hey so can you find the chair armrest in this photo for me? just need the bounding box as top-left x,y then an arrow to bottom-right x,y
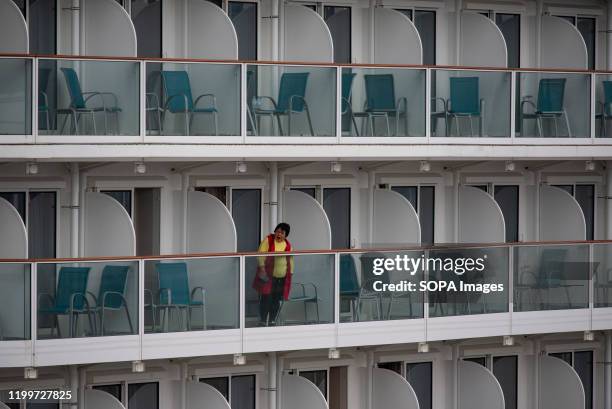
144,289 -> 156,307
289,95 -> 308,112
158,288 -> 172,305
164,93 -> 190,112
190,287 -> 206,304
194,94 -> 217,109
252,96 -> 278,111
95,92 -> 120,108
146,93 -> 161,110
86,291 -> 99,307
302,282 -> 318,299
290,282 -> 306,299
520,99 -> 536,114
341,97 -> 353,114
431,97 -> 447,113
396,97 -> 408,113
82,92 -> 107,110
37,292 -> 55,308
101,291 -> 128,309
70,292 -> 91,312
39,91 -> 49,107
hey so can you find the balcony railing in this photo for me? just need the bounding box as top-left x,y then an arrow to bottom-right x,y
0,240 -> 611,367
2,54 -> 612,144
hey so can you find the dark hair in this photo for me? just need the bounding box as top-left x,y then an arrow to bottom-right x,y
274,222 -> 290,237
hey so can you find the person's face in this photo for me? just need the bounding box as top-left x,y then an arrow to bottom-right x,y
274,228 -> 286,242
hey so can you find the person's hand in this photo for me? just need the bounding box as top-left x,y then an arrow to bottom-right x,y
257,266 -> 268,281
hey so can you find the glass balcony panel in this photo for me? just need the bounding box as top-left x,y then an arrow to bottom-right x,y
431,70 -> 511,137
513,244 -> 589,311
592,243 -> 612,307
144,257 -> 239,333
247,64 -> 336,137
0,263 -> 31,340
39,59 -> 140,136
0,58 -> 32,136
341,67 -> 425,137
37,260 -> 138,339
145,62 -> 241,136
245,253 -> 334,327
517,72 -> 590,138
339,251 -> 425,323
428,246 -> 509,317
594,74 -> 612,138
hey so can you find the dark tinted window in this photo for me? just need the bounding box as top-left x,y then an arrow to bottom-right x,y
300,370 -> 327,399
232,189 -> 262,251
128,383 -> 158,409
493,356 -> 517,409
494,185 -> 519,242
131,0 -> 162,58
575,185 -> 595,240
0,192 -> 26,223
230,2 -> 258,60
577,17 -> 596,69
231,375 -> 256,409
93,384 -> 122,402
496,14 -> 520,68
200,377 -> 229,400
406,362 -> 432,409
378,361 -> 402,375
324,6 -> 351,63
323,188 -> 351,249
102,190 -> 132,217
574,351 -> 593,409
414,10 -> 436,65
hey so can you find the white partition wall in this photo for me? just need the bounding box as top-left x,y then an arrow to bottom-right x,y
373,8 -> 423,64
284,4 -> 333,62
0,0 -> 28,53
183,381 -> 231,409
459,360 -> 505,409
541,16 -> 588,69
281,375 -> 329,409
187,191 -> 237,253
0,197 -> 27,258
81,0 -> 136,57
458,186 -> 505,243
186,0 -> 238,59
372,367 -> 420,409
84,192 -> 136,257
460,12 -> 508,67
373,189 -> 421,246
539,355 -> 585,409
539,185 -> 586,241
85,389 -> 126,409
282,190 -> 332,250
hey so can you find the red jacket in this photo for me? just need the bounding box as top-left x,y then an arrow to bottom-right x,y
252,234 -> 292,300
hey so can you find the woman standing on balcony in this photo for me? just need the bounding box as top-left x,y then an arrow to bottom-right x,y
253,223 -> 294,326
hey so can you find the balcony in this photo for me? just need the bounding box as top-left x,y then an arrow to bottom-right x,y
2,55 -> 612,146
1,240 -> 610,367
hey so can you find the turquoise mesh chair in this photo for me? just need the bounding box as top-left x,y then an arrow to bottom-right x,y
58,67 -> 121,135
363,74 -> 407,136
341,72 -> 359,135
596,80 -> 612,137
252,72 -> 314,136
38,267 -> 93,338
155,262 -> 206,331
520,78 -> 571,137
160,70 -> 218,136
447,77 -> 484,137
88,265 -> 134,336
38,67 -> 52,131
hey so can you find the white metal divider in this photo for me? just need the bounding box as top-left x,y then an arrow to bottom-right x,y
424,248 -> 430,342
140,61 -> 146,143
333,252 -> 340,348
239,255 -> 245,355
590,73 -> 596,139
138,258 -> 145,362
31,262 -> 37,367
508,245 -> 514,335
425,68 -> 431,141
241,63 -> 247,142
510,71 -> 516,139
589,243 -> 594,332
32,57 -> 38,144
335,66 -> 342,142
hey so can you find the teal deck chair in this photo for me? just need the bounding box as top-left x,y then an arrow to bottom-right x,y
252,72 -> 314,136
596,81 -> 612,137
38,67 -> 52,131
447,77 -> 484,137
520,78 -> 571,137
160,70 -> 218,136
363,74 -> 408,136
58,67 -> 121,135
341,72 -> 359,135
38,266 -> 93,338
339,254 -> 360,321
89,265 -> 134,336
155,262 -> 206,331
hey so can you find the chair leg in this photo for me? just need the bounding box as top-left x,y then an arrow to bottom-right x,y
305,106 -> 315,136
563,110 -> 572,137
91,112 -> 97,135
276,114 -> 284,136
469,115 -> 475,137
384,114 -> 390,137
213,112 -> 218,136
536,117 -> 544,137
553,117 -> 559,137
248,108 -> 258,136
351,114 -> 359,137
185,112 -> 190,136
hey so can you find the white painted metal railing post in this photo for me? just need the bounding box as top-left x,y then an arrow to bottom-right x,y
334,252 -> 340,349
508,245 -> 514,335
425,68 -> 431,141
139,60 -> 146,143
138,258 -> 145,362
241,63 -> 247,142
335,66 -> 342,143
31,262 -> 37,368
589,243 -> 594,332
239,255 -> 245,355
591,73 -> 596,139
510,71 -> 517,139
32,57 -> 38,144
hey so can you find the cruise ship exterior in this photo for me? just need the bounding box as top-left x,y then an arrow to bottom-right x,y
0,0 -> 611,409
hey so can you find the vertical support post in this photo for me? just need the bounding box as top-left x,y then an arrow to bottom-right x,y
589,243 -> 594,332
180,362 -> 188,409
31,262 -> 37,368
78,366 -> 86,409
138,259 -> 145,361
368,171 -> 375,244
182,172 -> 189,253
452,343 -> 459,409
454,172 -> 459,243
241,63 -> 248,142
140,61 -> 146,143
534,338 -> 541,409
510,71 -> 517,139
591,73 -> 596,139
604,330 -> 612,409
366,350 -> 374,409
69,366 -> 79,409
239,256 -> 245,354
536,0 -> 543,68
71,163 -> 80,258
270,162 -> 278,229
333,253 -> 340,347
508,245 -> 514,334
425,68 -> 431,140
455,0 -> 462,65
269,352 -> 277,409
73,0 -> 80,55
32,58 -> 38,144
335,66 -> 342,142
